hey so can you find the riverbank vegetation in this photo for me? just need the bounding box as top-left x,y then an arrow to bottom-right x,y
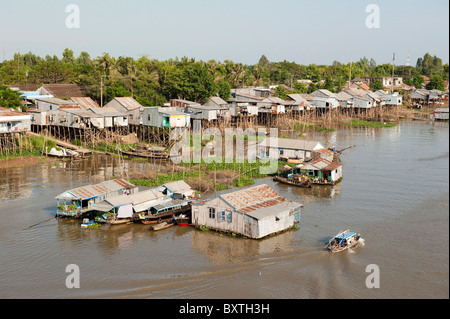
1,50 -> 447,110
128,158 -> 294,191
342,120 -> 397,128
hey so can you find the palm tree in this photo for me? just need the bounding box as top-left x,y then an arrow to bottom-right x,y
230,63 -> 245,88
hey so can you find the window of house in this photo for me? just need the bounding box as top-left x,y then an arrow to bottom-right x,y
217,211 -> 225,222
226,212 -> 232,223
209,207 -> 215,219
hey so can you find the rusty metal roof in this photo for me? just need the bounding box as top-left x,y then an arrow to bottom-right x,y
69,97 -> 100,110
299,157 -> 342,171
220,184 -> 286,213
56,179 -> 136,200
0,109 -> 31,118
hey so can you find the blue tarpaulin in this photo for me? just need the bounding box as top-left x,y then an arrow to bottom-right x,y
335,232 -> 356,240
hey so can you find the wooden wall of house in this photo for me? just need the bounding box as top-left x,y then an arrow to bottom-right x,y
257,210 -> 296,238
191,197 -> 259,238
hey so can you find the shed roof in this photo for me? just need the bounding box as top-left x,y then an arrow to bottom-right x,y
39,84 -> 88,98
0,108 -> 31,120
220,184 -> 301,219
296,157 -> 342,171
69,97 -> 100,110
105,188 -> 166,207
111,97 -> 143,110
162,180 -> 194,194
35,97 -> 77,105
207,96 -> 228,106
55,179 -> 136,200
90,106 -> 128,117
287,94 -> 312,106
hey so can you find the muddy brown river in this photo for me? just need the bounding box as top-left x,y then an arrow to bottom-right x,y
0,120 -> 448,299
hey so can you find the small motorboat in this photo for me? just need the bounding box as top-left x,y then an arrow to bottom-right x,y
174,214 -> 190,226
326,230 -> 361,252
81,218 -> 95,228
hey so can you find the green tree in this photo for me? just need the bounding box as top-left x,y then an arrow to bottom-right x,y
218,81 -> 231,101
369,80 -> 384,91
258,54 -> 270,67
292,81 -> 308,93
412,75 -> 424,88
274,85 -> 288,100
0,85 -> 24,110
106,81 -> 132,100
425,75 -> 445,91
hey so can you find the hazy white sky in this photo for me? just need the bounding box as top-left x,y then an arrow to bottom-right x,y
0,0 -> 448,65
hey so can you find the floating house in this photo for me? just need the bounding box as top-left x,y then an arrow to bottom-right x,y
258,137 -> 325,162
0,107 -> 31,133
55,179 -> 137,217
90,187 -> 168,216
191,184 -> 303,239
294,157 -> 343,185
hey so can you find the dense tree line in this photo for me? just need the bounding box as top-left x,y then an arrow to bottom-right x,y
0,49 -> 448,107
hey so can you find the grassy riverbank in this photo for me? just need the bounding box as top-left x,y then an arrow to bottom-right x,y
342,119 -> 397,128
129,158 -> 293,192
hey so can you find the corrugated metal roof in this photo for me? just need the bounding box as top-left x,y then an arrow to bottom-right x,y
56,179 -> 136,200
90,106 -> 127,117
163,180 -> 193,194
35,97 -> 76,105
70,97 -> 100,110
245,200 -> 301,220
0,109 -> 31,118
113,97 -> 143,110
221,184 -> 284,212
296,157 -> 342,171
106,188 -> 166,207
59,108 -> 103,118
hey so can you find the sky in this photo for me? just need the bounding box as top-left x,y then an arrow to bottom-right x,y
0,0 -> 448,66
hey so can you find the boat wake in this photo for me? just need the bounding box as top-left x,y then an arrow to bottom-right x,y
347,238 -> 365,253
359,238 -> 365,246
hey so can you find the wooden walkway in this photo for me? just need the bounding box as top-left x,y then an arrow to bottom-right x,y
26,131 -> 93,156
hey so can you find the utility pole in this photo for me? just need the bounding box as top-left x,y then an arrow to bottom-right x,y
100,75 -> 107,107
348,58 -> 352,89
391,53 -> 395,94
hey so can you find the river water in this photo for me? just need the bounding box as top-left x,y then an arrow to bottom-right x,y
0,120 -> 448,299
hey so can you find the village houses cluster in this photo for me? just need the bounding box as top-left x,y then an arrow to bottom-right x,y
1,76 -> 449,134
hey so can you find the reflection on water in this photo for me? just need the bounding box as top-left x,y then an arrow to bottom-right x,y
0,120 -> 448,298
191,229 -> 297,265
